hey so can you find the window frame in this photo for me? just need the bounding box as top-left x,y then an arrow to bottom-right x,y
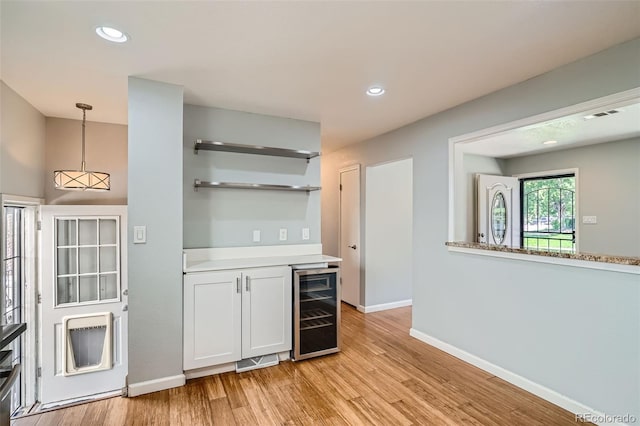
513,168 -> 580,253
54,215 -> 121,308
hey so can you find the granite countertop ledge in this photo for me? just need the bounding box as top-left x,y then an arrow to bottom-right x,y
445,241 -> 640,267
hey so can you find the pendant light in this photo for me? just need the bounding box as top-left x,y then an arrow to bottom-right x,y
54,103 -> 110,191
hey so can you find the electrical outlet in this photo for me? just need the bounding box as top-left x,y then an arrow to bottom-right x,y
253,230 -> 261,242
582,216 -> 597,224
302,228 -> 310,240
279,228 -> 288,241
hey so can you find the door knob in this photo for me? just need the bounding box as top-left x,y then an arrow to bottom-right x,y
348,244 -> 357,250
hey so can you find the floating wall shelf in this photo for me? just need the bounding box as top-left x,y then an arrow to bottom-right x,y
194,139 -> 320,162
194,180 -> 321,193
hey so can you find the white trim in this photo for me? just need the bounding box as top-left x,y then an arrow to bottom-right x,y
184,364 -> 235,380
37,389 -> 122,412
447,245 -> 639,275
338,164 -> 361,307
513,168 -> 580,253
512,168 -> 578,180
1,194 -> 44,206
448,88 -> 640,243
1,196 -> 42,408
127,374 -> 186,397
338,164 -> 361,174
409,328 -> 629,426
359,299 -> 412,313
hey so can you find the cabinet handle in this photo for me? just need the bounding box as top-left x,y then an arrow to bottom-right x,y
245,276 -> 250,292
236,277 -> 241,293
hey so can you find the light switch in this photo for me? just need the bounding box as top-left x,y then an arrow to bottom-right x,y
582,216 -> 597,224
133,226 -> 146,244
279,228 -> 288,241
302,228 -> 310,240
253,230 -> 261,242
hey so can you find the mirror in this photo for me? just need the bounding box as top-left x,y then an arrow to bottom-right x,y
450,88 -> 640,258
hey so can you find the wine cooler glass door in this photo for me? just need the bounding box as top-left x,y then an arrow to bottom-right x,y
294,267 -> 340,360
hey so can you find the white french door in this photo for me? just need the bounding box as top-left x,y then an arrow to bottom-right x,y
39,205 -> 127,406
476,174 -> 520,247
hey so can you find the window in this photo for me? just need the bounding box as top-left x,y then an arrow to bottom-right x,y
521,174 -> 575,253
55,217 -> 120,306
3,206 -> 24,413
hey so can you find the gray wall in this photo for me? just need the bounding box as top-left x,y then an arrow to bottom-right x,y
321,38 -> 640,419
0,80 -> 45,198
128,77 -> 184,384
504,138 -> 640,257
365,158 -> 413,307
183,104 -> 321,248
45,117 -> 127,205
461,153 -> 505,242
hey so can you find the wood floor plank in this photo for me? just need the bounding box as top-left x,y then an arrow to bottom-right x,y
102,397 -> 129,426
127,391 -> 170,426
202,374 -> 227,400
219,372 -> 249,409
169,379 -> 213,426
13,303 -> 589,426
10,415 -> 39,426
208,397 -> 237,425
79,398 -> 111,425
58,403 -> 88,426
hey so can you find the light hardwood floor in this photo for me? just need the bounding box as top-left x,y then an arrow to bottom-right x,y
13,304 -> 585,425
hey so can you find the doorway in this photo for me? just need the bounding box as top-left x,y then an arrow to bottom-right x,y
364,158 -> 413,312
339,165 -> 360,307
38,205 -> 128,408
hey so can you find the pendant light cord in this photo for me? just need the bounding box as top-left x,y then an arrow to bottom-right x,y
81,107 -> 86,172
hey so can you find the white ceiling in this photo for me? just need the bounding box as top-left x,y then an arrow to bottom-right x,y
462,100 -> 640,158
1,1 -> 639,152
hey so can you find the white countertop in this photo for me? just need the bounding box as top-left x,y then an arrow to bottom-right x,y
184,254 -> 341,273
183,244 -> 341,273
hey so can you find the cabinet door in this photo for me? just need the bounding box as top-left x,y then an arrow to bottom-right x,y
242,266 -> 292,358
184,270 -> 242,370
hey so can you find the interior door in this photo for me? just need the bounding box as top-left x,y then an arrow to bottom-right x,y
39,205 -> 127,407
339,166 -> 361,307
476,174 -> 520,247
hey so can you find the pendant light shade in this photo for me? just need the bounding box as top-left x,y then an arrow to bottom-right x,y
54,103 -> 110,191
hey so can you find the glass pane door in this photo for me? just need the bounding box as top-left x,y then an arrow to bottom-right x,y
295,268 -> 340,359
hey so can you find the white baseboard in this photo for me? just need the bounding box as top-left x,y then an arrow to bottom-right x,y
185,363 -> 235,380
409,328 -> 630,426
128,374 -> 186,397
185,351 -> 290,380
359,299 -> 412,313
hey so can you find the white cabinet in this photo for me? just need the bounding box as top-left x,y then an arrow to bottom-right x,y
183,266 -> 292,371
183,270 -> 242,370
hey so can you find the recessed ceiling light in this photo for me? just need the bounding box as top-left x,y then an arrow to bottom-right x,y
366,86 -> 385,97
95,26 -> 128,43
543,140 -> 558,145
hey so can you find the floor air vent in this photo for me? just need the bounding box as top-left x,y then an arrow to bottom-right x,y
235,354 -> 279,373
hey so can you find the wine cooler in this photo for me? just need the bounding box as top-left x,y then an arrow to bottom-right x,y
292,266 -> 340,360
